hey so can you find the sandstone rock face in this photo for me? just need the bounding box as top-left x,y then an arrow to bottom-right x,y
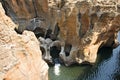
1,0 -> 48,19
1,0 -> 120,66
0,3 -> 48,80
47,0 -> 120,66
0,0 -> 49,33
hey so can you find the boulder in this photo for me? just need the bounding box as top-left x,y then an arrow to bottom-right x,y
0,3 -> 48,80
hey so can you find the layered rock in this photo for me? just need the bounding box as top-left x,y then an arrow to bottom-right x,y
1,0 -> 48,19
48,0 -> 120,66
1,0 -> 120,66
0,3 -> 48,80
0,0 -> 49,33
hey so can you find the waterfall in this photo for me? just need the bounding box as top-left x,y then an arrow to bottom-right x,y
54,63 -> 61,76
53,58 -> 61,76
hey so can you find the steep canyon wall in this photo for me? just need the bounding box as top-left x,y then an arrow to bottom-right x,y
1,0 -> 120,66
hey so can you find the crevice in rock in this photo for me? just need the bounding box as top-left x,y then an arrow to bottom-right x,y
45,26 -> 59,41
78,12 -> 81,22
16,0 -> 20,6
32,0 -> 38,17
53,23 -> 60,39
79,25 -> 83,38
50,46 -> 61,59
40,46 -> 46,55
45,29 -> 52,39
55,0 -> 65,9
14,27 -> 23,34
90,13 -> 98,30
3,78 -> 6,80
64,43 -> 72,56
77,12 -> 82,38
33,27 -> 46,38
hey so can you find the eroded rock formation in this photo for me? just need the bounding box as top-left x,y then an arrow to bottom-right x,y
1,0 -> 120,66
0,0 -> 49,33
55,0 -> 120,66
0,3 -> 48,80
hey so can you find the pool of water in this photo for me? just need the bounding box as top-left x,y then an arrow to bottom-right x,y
49,32 -> 120,80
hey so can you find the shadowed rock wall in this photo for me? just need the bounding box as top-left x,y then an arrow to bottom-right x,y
1,0 -> 120,66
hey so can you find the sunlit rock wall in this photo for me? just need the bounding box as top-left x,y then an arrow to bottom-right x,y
0,3 -> 48,80
47,0 -> 120,65
0,0 -> 120,66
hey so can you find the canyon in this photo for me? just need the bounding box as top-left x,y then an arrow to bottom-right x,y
0,2 -> 48,80
0,0 -> 120,80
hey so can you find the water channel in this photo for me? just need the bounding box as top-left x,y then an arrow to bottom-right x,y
49,32 -> 120,80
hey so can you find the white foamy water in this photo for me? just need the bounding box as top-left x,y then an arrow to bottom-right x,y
54,64 -> 61,76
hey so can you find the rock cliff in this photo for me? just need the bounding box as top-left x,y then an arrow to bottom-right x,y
1,0 -> 120,66
0,3 -> 48,80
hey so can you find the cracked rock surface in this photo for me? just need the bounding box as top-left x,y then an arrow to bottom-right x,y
0,3 -> 48,80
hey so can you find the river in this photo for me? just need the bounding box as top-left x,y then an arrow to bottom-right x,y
49,32 -> 120,80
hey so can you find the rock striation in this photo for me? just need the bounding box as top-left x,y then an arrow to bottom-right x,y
50,0 -> 120,66
0,0 -> 49,33
0,3 -> 48,80
0,0 -> 120,66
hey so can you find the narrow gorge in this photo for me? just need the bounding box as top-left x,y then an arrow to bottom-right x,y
0,0 -> 120,80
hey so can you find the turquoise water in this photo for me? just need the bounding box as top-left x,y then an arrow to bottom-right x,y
49,64 -> 91,80
49,32 -> 120,80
